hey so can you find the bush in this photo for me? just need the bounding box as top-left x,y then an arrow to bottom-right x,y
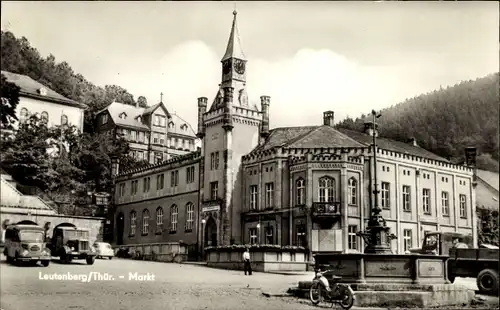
204,244 -> 306,252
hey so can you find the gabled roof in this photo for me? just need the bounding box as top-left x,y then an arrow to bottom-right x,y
143,102 -> 171,118
337,128 -> 449,162
221,11 -> 246,62
251,125 -> 450,162
1,71 -> 87,109
99,101 -> 150,130
167,113 -> 197,138
477,169 -> 499,192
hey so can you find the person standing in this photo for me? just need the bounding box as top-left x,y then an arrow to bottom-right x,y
243,247 -> 252,275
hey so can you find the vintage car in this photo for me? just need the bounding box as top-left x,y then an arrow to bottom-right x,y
94,242 -> 114,259
47,223 -> 96,265
3,220 -> 51,266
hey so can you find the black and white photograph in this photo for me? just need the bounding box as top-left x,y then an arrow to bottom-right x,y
0,1 -> 498,310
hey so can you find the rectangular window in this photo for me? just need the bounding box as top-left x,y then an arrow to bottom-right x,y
154,152 -> 163,164
119,183 -> 126,197
131,180 -> 138,195
381,182 -> 390,209
143,177 -> 150,192
249,228 -> 257,245
402,185 -> 411,212
101,114 -> 108,124
403,229 -> 412,252
265,182 -> 274,208
210,152 -> 220,170
138,131 -> 144,143
170,170 -> 179,187
154,114 -> 166,127
296,179 -> 305,205
441,191 -> 449,216
422,188 -> 431,214
210,181 -> 219,200
250,185 -> 258,210
296,224 -> 306,247
265,226 -> 274,244
186,166 -> 195,184
153,133 -> 159,144
186,204 -> 194,231
156,174 -> 164,190
171,207 -> 178,233
348,225 -> 357,250
160,135 -> 164,145
459,194 -> 467,218
131,130 -> 137,142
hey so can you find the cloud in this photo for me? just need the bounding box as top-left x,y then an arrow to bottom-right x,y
132,40 -> 488,131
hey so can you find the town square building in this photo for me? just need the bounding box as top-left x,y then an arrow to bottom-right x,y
1,70 -> 88,132
95,101 -> 198,164
112,11 -> 477,259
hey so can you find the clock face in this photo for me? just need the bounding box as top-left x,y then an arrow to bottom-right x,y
234,59 -> 246,75
222,60 -> 232,75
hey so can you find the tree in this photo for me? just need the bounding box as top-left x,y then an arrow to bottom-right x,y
0,74 -> 20,130
477,208 -> 499,246
137,96 -> 148,108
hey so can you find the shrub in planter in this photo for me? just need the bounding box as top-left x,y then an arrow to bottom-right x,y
204,244 -> 306,252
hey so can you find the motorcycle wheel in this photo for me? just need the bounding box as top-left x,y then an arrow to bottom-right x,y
309,281 -> 323,305
339,286 -> 354,310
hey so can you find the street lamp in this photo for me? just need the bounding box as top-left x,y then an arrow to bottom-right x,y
357,110 -> 397,254
201,219 -> 206,261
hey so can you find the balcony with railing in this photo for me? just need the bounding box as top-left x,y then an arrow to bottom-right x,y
311,201 -> 341,219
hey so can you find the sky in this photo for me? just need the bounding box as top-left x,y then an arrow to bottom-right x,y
2,1 -> 498,129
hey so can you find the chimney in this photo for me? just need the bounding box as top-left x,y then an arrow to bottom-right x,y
260,96 -> 271,144
196,97 -> 207,138
363,122 -> 378,137
407,137 -> 418,147
323,111 -> 334,126
222,87 -> 234,130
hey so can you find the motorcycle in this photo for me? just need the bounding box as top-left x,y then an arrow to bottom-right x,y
309,269 -> 355,309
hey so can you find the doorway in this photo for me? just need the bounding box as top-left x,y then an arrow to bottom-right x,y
116,213 -> 124,245
204,217 -> 217,247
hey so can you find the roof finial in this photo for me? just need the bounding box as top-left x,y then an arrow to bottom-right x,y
160,92 -> 163,103
233,2 -> 237,15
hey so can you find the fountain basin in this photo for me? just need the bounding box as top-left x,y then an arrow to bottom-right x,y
291,252 -> 475,307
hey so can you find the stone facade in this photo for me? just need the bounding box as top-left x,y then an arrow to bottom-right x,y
112,11 -> 477,261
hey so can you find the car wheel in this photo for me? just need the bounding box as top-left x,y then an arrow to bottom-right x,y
86,256 -> 95,265
41,260 -> 50,267
477,269 -> 499,295
109,257 -> 112,260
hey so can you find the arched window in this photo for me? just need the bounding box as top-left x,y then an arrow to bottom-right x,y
318,176 -> 335,203
348,178 -> 357,205
170,205 -> 178,232
130,211 -> 137,236
185,203 -> 194,231
156,207 -> 163,233
41,111 -> 49,124
296,178 -> 305,205
142,209 -> 150,235
20,108 -> 28,123
61,114 -> 68,125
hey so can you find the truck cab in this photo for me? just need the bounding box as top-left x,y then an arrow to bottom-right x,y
48,223 -> 96,265
3,221 -> 51,266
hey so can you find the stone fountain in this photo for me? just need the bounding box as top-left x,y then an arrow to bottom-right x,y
292,111 -> 474,308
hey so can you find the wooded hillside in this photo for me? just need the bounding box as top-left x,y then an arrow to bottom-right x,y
336,73 -> 499,172
1,30 -> 148,133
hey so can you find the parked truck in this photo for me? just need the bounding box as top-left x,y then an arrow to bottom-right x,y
3,220 -> 51,266
47,223 -> 96,265
410,231 -> 499,295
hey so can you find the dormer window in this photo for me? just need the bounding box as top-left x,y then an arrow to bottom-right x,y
136,116 -> 142,123
168,121 -> 175,129
61,114 -> 68,125
180,124 -> 188,131
38,87 -> 47,96
119,112 -> 127,119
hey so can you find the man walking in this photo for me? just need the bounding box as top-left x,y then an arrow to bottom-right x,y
243,247 -> 252,275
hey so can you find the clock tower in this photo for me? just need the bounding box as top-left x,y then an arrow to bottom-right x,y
199,10 -> 266,247
220,10 -> 248,107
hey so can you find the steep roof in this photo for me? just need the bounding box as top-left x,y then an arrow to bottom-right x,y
167,113 -> 197,138
1,70 -> 87,109
251,125 -> 450,162
103,101 -> 150,130
337,128 -> 449,162
477,169 -> 499,192
221,10 -> 246,62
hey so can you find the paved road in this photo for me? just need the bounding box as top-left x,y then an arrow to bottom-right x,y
0,255 -> 486,310
0,256 -> 322,310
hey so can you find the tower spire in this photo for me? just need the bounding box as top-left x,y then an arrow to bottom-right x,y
221,10 -> 246,62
